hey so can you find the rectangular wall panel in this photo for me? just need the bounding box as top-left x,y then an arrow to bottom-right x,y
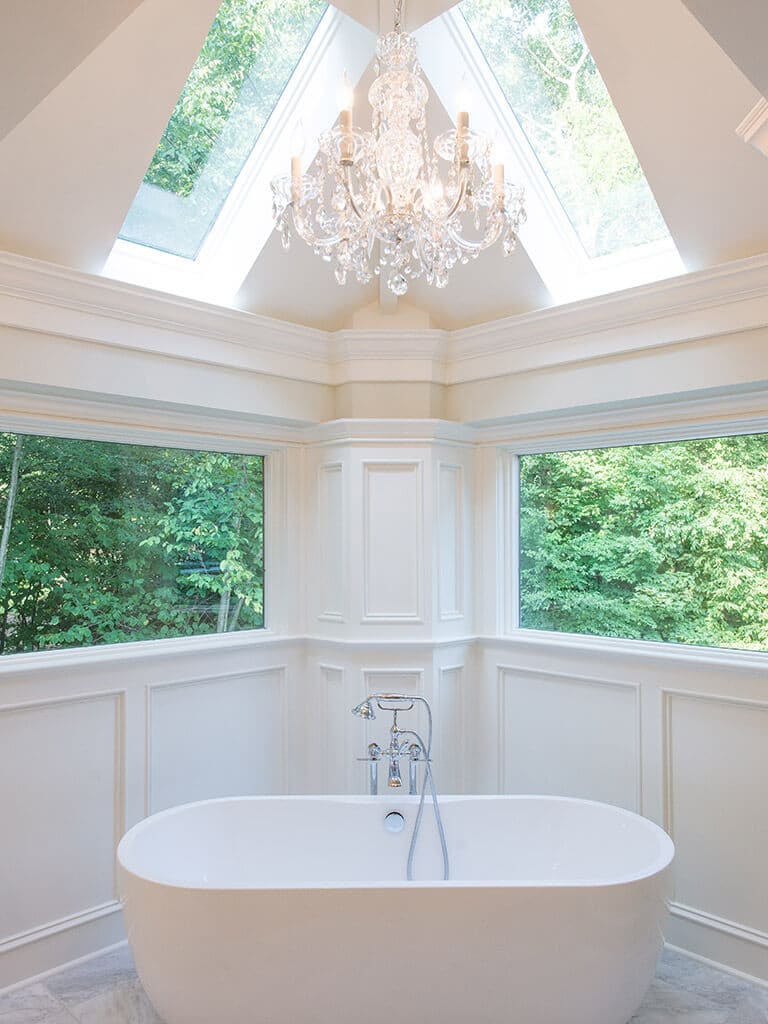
317,462 -> 344,621
148,669 -> 284,813
437,666 -> 464,793
320,665 -> 352,793
664,691 -> 768,941
437,464 -> 463,620
363,462 -> 422,621
498,667 -> 640,811
0,693 -> 123,948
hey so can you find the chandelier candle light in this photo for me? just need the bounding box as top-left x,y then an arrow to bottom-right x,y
271,0 -> 525,296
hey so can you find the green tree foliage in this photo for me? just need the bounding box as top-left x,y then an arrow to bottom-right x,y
0,435 -> 264,655
461,0 -> 668,256
144,0 -> 326,198
520,436 -> 768,651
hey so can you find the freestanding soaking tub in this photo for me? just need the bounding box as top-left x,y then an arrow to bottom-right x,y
117,795 -> 674,1024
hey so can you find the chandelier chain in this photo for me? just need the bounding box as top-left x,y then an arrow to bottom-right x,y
394,0 -> 404,32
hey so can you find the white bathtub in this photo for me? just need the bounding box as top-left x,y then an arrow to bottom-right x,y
117,795 -> 674,1024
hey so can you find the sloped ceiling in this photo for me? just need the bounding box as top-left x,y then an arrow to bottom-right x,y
328,0 -> 461,31
680,0 -> 768,97
570,0 -> 768,270
0,0 -> 220,272
0,0 -> 144,142
0,0 -> 766,328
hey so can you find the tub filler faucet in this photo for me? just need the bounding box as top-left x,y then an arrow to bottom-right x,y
351,694 -> 428,796
351,692 -> 451,881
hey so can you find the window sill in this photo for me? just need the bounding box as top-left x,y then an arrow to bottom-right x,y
0,628 -> 293,677
494,628 -> 768,672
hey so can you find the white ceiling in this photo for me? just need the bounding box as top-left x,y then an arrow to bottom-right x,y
0,0 -> 766,329
681,0 -> 768,98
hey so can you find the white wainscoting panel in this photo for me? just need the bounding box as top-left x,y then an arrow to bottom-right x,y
148,668 -> 285,813
437,463 -> 464,621
497,666 -> 641,811
437,665 -> 465,793
317,462 -> 345,622
663,690 -> 768,943
0,692 -> 124,950
362,462 -> 423,622
319,664 -> 354,793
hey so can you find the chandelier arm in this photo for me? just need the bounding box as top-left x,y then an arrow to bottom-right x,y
444,172 -> 470,220
290,203 -> 349,250
342,164 -> 367,222
446,212 -> 506,254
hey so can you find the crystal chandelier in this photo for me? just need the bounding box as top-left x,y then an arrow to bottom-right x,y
270,0 -> 525,297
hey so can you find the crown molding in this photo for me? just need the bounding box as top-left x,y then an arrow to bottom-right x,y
475,383 -> 768,449
329,329 -> 449,384
0,383 -> 309,449
0,250 -> 333,384
736,98 -> 768,158
1,248 -> 768,393
304,417 -> 476,446
446,252 -> 768,383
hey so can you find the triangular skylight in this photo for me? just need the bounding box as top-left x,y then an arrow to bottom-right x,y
104,0 -> 683,314
459,0 -> 669,261
119,0 -> 327,260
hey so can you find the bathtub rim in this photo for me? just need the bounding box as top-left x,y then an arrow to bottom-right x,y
117,793 -> 675,893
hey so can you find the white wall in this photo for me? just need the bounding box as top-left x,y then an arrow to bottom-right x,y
0,253 -> 767,991
0,633 -> 303,990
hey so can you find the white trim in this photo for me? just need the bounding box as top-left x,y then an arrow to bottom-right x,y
0,629 -> 292,677
664,942 -> 768,991
0,904 -> 121,957
144,665 -> 288,814
495,664 -> 643,810
361,460 -> 424,623
670,904 -> 768,950
2,249 -> 768,392
477,386 -> 768,450
485,629 -> 768,671
736,98 -> 768,158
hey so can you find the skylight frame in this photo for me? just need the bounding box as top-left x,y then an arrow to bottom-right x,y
103,6 -> 375,306
416,8 -> 684,304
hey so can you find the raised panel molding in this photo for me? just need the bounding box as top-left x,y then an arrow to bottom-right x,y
362,461 -> 423,623
0,691 -> 125,953
662,689 -> 768,947
437,463 -> 464,621
497,666 -> 641,812
437,665 -> 465,793
146,668 -> 286,813
317,462 -> 345,622
319,664 -> 354,793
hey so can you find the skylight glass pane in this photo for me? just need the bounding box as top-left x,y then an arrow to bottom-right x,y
119,0 -> 327,260
460,0 -> 670,259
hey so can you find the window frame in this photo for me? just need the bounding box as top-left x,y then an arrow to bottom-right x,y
0,417 -> 280,668
415,8 -> 684,306
502,407 -> 768,665
103,6 -> 375,306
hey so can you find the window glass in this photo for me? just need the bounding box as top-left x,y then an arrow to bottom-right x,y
0,434 -> 264,654
119,0 -> 327,258
519,435 -> 768,651
460,0 -> 670,259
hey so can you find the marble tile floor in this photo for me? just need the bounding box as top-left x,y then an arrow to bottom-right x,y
0,944 -> 765,1023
